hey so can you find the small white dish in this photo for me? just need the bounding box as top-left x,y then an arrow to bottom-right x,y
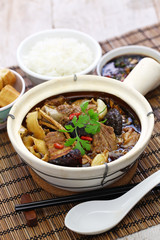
17,29 -> 102,85
96,45 -> 160,91
0,69 -> 25,129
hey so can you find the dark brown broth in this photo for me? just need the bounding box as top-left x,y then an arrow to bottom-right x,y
101,54 -> 144,81
31,91 -> 141,132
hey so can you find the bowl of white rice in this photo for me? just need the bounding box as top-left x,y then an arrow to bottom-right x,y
17,29 -> 102,85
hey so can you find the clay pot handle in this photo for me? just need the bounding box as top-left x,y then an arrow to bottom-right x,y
123,57 -> 160,96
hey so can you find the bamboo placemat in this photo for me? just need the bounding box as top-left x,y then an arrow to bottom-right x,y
1,23 -> 160,240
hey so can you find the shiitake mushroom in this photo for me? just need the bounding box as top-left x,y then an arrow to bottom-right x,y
49,149 -> 82,167
104,108 -> 122,135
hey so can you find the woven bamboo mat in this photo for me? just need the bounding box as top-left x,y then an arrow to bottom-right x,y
1,23 -> 160,240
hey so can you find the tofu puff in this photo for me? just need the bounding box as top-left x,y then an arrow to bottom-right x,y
0,69 -> 20,107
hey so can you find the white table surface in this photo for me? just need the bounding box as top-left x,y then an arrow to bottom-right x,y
0,0 -> 160,239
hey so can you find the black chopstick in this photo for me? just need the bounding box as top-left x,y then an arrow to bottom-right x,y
15,183 -> 160,212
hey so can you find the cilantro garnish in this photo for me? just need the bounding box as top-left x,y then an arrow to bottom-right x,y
60,101 -> 105,155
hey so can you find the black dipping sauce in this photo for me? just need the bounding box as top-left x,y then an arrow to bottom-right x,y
102,55 -> 144,81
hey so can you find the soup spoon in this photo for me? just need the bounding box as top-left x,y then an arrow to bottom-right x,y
65,170 -> 160,235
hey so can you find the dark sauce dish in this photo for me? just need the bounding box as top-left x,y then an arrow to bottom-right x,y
101,54 -> 144,81
7,74 -> 155,191
97,45 -> 160,91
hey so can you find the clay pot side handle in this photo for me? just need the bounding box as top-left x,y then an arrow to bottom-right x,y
123,57 -> 160,96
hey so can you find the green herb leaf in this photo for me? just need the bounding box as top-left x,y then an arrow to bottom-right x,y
65,138 -> 76,146
65,125 -> 75,132
80,139 -> 91,151
74,141 -> 85,155
72,116 -> 78,126
88,109 -> 99,121
61,99 -> 106,155
101,119 -> 107,124
78,115 -> 90,124
59,129 -> 67,133
85,124 -> 100,134
80,101 -> 89,113
76,122 -> 85,128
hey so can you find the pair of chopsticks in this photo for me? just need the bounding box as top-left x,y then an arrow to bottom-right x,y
15,183 -> 160,212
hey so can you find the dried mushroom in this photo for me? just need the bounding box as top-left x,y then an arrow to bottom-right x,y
104,108 -> 122,135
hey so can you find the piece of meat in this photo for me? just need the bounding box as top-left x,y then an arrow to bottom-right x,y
57,104 -> 81,125
57,104 -> 81,116
121,127 -> 140,148
45,131 -> 66,145
72,98 -> 97,112
92,123 -> 117,157
86,103 -> 97,112
45,132 -> 82,167
44,96 -> 66,106
44,131 -> 71,160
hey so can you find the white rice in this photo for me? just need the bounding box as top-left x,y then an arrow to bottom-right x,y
23,37 -> 93,77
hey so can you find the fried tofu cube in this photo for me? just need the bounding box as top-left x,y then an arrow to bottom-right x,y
0,84 -> 20,107
0,78 -> 3,90
0,68 -> 16,86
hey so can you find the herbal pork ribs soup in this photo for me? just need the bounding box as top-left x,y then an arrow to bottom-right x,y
20,92 -> 141,167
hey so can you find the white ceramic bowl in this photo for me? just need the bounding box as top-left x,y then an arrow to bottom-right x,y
0,69 -> 25,129
7,61 -> 156,192
96,45 -> 160,91
17,29 -> 102,85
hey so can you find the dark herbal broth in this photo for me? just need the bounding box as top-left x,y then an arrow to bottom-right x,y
21,91 -> 141,167
102,54 -> 144,81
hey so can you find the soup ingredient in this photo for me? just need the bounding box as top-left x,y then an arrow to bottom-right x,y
122,127 -> 140,148
92,123 -> 117,157
0,84 -> 20,107
44,105 -> 63,122
26,111 -> 45,139
102,55 -> 144,81
44,131 -> 71,162
97,99 -> 107,120
91,150 -> 109,166
104,108 -> 122,135
80,136 -> 93,141
23,135 -> 48,159
66,121 -> 92,139
48,149 -> 82,167
21,194 -> 38,227
23,37 -> 93,77
54,143 -> 64,149
19,125 -> 28,138
69,112 -> 81,120
39,108 -> 70,139
61,101 -> 104,155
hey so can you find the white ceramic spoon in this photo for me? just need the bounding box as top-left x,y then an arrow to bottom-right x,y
65,170 -> 160,235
